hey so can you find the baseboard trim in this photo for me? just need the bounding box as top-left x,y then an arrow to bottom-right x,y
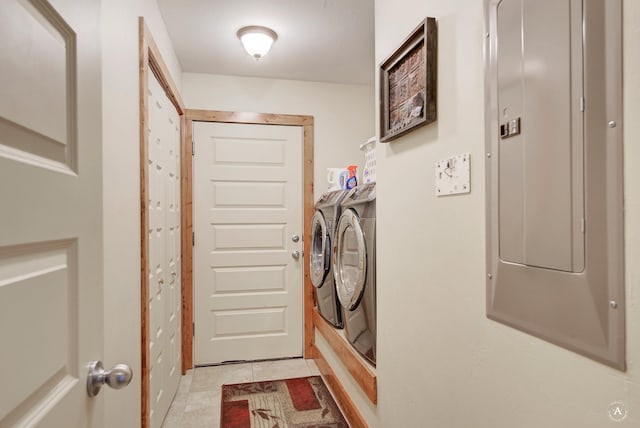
312,345 -> 369,428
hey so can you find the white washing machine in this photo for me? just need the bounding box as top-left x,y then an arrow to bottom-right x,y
333,182 -> 376,365
310,189 -> 349,328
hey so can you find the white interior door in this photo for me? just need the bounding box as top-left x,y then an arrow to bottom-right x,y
0,0 -> 104,426
146,67 -> 182,427
193,121 -> 304,365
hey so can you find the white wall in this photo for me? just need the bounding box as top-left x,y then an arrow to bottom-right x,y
374,1 -> 640,427
182,73 -> 374,199
101,1 -> 182,426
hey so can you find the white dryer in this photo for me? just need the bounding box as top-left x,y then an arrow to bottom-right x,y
310,189 -> 349,328
333,182 -> 376,365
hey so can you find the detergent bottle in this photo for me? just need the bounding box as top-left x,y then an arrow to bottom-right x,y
345,165 -> 358,189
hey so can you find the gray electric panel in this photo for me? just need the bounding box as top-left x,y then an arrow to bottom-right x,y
497,0 -> 584,273
484,0 -> 625,369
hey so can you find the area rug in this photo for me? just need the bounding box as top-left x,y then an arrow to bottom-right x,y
221,376 -> 348,427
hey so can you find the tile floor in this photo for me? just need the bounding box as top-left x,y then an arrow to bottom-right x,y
161,358 -> 322,428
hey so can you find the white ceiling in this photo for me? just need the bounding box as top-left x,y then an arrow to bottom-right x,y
157,0 -> 375,85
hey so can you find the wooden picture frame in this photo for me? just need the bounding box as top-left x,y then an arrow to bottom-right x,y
379,18 -> 437,143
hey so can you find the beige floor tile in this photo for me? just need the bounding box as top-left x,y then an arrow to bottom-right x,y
161,375 -> 192,427
251,358 -> 312,382
177,373 -> 193,394
163,403 -> 185,426
160,413 -> 182,428
189,363 -> 253,392
184,390 -> 219,413
306,359 -> 321,376
179,406 -> 217,428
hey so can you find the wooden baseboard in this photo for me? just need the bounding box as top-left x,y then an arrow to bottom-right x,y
313,308 -> 377,404
313,345 -> 369,428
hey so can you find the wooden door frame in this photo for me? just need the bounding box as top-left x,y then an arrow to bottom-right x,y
139,18 -> 185,428
182,110 -> 315,371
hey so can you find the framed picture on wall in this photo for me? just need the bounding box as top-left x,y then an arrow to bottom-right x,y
379,17 -> 437,143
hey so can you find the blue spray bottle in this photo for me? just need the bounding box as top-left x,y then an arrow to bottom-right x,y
345,165 -> 358,189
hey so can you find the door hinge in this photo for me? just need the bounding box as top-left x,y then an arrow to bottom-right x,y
192,322 -> 195,337
192,139 -> 195,156
581,218 -> 585,234
580,97 -> 585,112
192,231 -> 195,246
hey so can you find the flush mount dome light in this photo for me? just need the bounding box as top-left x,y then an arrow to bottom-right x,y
237,26 -> 278,60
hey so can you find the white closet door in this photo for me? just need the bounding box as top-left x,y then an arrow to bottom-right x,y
147,66 -> 182,428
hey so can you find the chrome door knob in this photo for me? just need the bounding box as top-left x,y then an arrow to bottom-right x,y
292,234 -> 300,243
292,250 -> 301,260
87,360 -> 133,397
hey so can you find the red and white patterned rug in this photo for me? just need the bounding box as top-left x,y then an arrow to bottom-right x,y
221,376 -> 348,427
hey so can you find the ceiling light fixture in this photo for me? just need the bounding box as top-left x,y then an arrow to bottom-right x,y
237,26 -> 278,60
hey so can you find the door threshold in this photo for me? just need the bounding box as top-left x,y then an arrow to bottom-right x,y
195,356 -> 304,368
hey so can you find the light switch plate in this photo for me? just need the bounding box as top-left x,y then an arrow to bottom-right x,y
435,153 -> 470,196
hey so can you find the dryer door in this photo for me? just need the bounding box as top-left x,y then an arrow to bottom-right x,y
310,211 -> 330,288
334,209 -> 367,311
